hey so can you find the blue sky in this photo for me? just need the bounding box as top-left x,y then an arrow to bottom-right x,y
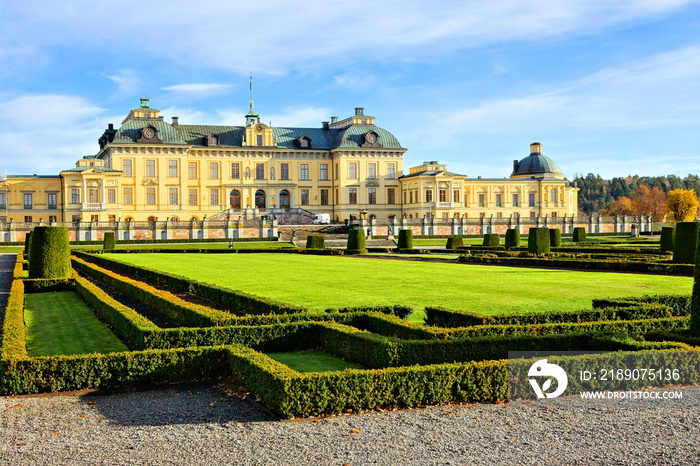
0,0 -> 698,180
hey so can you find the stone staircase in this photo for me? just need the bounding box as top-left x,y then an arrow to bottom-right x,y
278,225 -> 397,248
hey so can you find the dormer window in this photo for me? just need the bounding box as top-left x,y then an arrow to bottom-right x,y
137,125 -> 162,143
206,135 -> 219,146
294,136 -> 312,149
362,130 -> 382,148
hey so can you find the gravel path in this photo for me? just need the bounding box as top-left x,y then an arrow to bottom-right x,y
1,383 -> 699,465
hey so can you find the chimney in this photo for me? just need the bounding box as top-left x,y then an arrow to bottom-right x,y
140,97 -> 150,108
108,123 -> 114,130
172,116 -> 179,127
530,142 -> 542,155
322,121 -> 329,130
330,116 -> 338,124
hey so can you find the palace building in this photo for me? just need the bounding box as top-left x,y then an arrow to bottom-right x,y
0,98 -> 578,225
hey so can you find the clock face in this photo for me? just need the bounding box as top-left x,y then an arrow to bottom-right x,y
143,128 -> 155,139
256,124 -> 264,133
366,133 -> 377,143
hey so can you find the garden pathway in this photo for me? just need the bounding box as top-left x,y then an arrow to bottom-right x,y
0,253 -> 16,339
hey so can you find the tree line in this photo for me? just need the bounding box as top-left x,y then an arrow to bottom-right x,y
573,174 -> 700,221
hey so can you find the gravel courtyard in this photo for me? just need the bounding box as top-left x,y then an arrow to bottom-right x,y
1,383 -> 699,465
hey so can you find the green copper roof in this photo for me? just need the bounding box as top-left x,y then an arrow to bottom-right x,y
333,124 -> 403,149
176,125 -> 246,146
112,119 -> 188,145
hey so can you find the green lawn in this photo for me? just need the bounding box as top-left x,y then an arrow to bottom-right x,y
24,292 -> 129,357
109,253 -> 692,315
266,350 -> 364,373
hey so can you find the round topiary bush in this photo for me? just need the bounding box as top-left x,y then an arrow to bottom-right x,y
482,233 -> 500,246
397,229 -> 413,249
306,235 -> 325,249
660,227 -> 676,252
446,236 -> 464,250
28,226 -> 71,279
24,231 -> 33,257
505,228 -> 521,249
549,228 -> 562,248
572,227 -> 587,243
673,222 -> 700,264
103,232 -> 116,250
346,229 -> 367,254
528,227 -> 551,255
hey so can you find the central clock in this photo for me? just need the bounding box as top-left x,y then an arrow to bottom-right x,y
143,127 -> 155,139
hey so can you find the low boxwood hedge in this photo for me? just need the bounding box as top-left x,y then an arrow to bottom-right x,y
483,233 -> 500,246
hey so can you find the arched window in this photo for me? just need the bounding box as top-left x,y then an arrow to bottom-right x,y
255,190 -> 266,208
279,190 -> 290,208
230,190 -> 241,209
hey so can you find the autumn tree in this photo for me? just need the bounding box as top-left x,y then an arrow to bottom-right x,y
665,189 -> 700,222
630,185 -> 667,221
601,196 -> 635,217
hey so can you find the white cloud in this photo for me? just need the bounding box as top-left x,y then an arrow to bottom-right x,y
161,83 -> 232,95
103,70 -> 142,99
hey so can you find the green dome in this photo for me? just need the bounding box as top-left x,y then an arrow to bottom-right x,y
511,142 -> 563,177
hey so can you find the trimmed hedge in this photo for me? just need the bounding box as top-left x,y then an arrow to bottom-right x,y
346,229 -> 366,254
528,228 -> 550,254
23,277 -> 75,293
103,232 -> 115,250
24,231 -> 32,257
692,228 -> 700,336
397,229 -> 413,249
673,221 -> 699,264
592,295 -> 691,317
445,236 -> 463,250
572,227 -> 586,243
324,305 -> 412,320
0,278 -> 27,359
28,226 -> 71,279
549,228 -> 562,248
482,233 -> 500,246
660,227 -> 676,252
505,229 -> 520,250
305,235 -> 325,249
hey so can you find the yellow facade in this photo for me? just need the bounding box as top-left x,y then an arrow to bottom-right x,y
0,101 -> 577,225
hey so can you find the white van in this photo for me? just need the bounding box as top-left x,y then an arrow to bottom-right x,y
313,213 -> 330,224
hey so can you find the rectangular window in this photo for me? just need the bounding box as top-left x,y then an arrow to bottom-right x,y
480,212 -> 486,218
123,187 -> 133,205
529,193 -> 536,207
439,189 -> 447,202
71,188 -> 80,204
49,215 -> 57,223
301,189 -> 309,206
497,212 -> 503,219
256,163 -> 264,180
349,188 -> 357,204
300,164 -> 309,180
47,193 -> 57,209
368,163 -> 377,179
453,190 -> 460,203
320,164 -> 328,180
478,194 -> 485,207
368,188 -> 377,205
496,193 -> 502,207
146,187 -> 156,205
146,159 -> 156,177
169,188 -> 178,205
24,216 -> 32,223
320,189 -> 329,206
280,163 -> 289,180
552,212 -> 557,218
107,189 -> 116,204
108,215 -> 116,224
530,211 -> 536,218
348,162 -> 357,179
512,193 -> 519,207
387,188 -> 395,205
123,159 -> 133,177
210,189 -> 219,206
551,189 -> 557,203
409,191 -> 413,204
256,135 -> 263,146
231,162 -> 240,179
387,163 -> 395,179
23,193 -> 32,209
513,212 -> 520,219
0,192 -> 6,209
72,215 -> 80,224
91,215 -> 99,222
89,188 -> 99,203
335,163 -> 339,180
189,189 -> 198,206
426,190 -> 433,203
169,160 -> 178,177
209,162 -> 219,179
188,162 -> 198,179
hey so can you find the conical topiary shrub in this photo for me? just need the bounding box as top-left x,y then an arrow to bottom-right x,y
28,226 -> 71,279
398,229 -> 413,250
505,229 -> 521,249
346,229 -> 366,254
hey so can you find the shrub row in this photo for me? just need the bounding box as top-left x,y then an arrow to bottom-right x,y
425,303 -> 675,328
0,278 -> 26,359
73,251 -> 308,315
592,295 -> 691,316
457,254 -> 693,275
324,305 -> 412,320
23,277 -> 75,293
